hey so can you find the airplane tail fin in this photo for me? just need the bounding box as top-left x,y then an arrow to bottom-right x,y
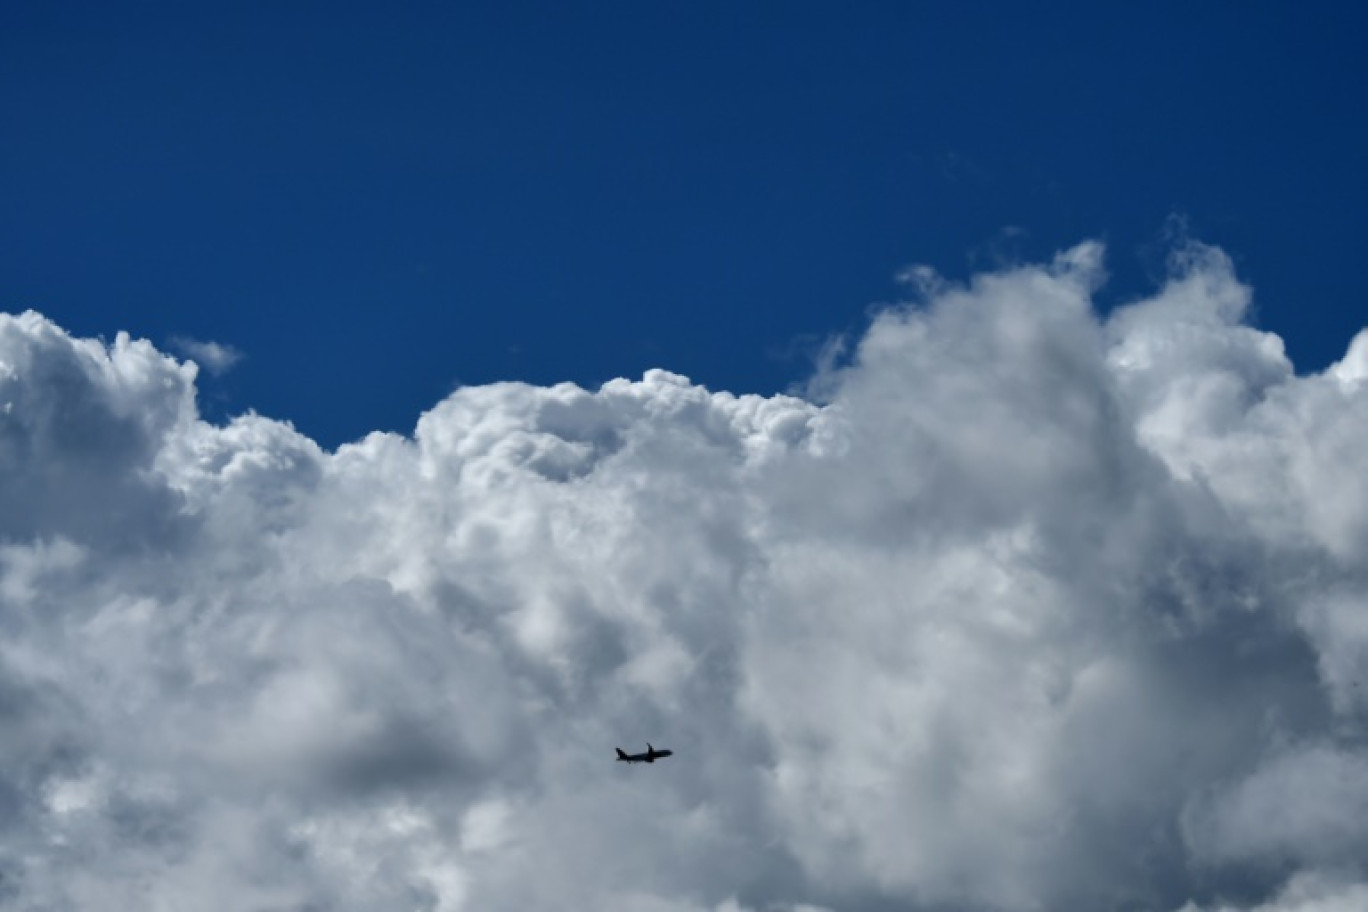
616,748 -> 628,760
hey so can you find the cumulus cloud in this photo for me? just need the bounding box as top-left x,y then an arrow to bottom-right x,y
2,241 -> 1368,910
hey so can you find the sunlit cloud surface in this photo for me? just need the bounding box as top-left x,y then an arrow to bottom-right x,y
3,242 -> 1368,911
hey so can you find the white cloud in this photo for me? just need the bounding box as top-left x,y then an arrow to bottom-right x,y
1183,744 -> 1368,869
1175,871 -> 1368,912
2,240 -> 1368,911
169,335 -> 244,376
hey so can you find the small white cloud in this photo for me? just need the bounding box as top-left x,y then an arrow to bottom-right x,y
44,771 -> 105,815
170,335 -> 243,375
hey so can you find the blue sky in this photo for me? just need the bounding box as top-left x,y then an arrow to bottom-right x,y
3,2 -> 1365,447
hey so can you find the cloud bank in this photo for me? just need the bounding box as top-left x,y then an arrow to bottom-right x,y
2,242 -> 1368,911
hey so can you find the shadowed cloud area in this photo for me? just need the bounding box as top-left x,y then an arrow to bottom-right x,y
4,243 -> 1368,910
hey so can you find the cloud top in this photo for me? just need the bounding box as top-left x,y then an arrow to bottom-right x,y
2,242 -> 1368,910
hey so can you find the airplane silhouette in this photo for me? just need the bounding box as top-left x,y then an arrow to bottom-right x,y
616,743 -> 673,764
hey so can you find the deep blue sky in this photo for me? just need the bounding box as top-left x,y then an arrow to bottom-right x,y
3,2 -> 1365,447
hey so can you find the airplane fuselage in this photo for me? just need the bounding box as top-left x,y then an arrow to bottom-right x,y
616,743 -> 673,764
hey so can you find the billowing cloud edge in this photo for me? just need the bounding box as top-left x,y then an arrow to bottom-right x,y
2,242 -> 1368,911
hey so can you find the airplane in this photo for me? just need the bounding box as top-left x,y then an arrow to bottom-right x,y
615,743 -> 673,764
